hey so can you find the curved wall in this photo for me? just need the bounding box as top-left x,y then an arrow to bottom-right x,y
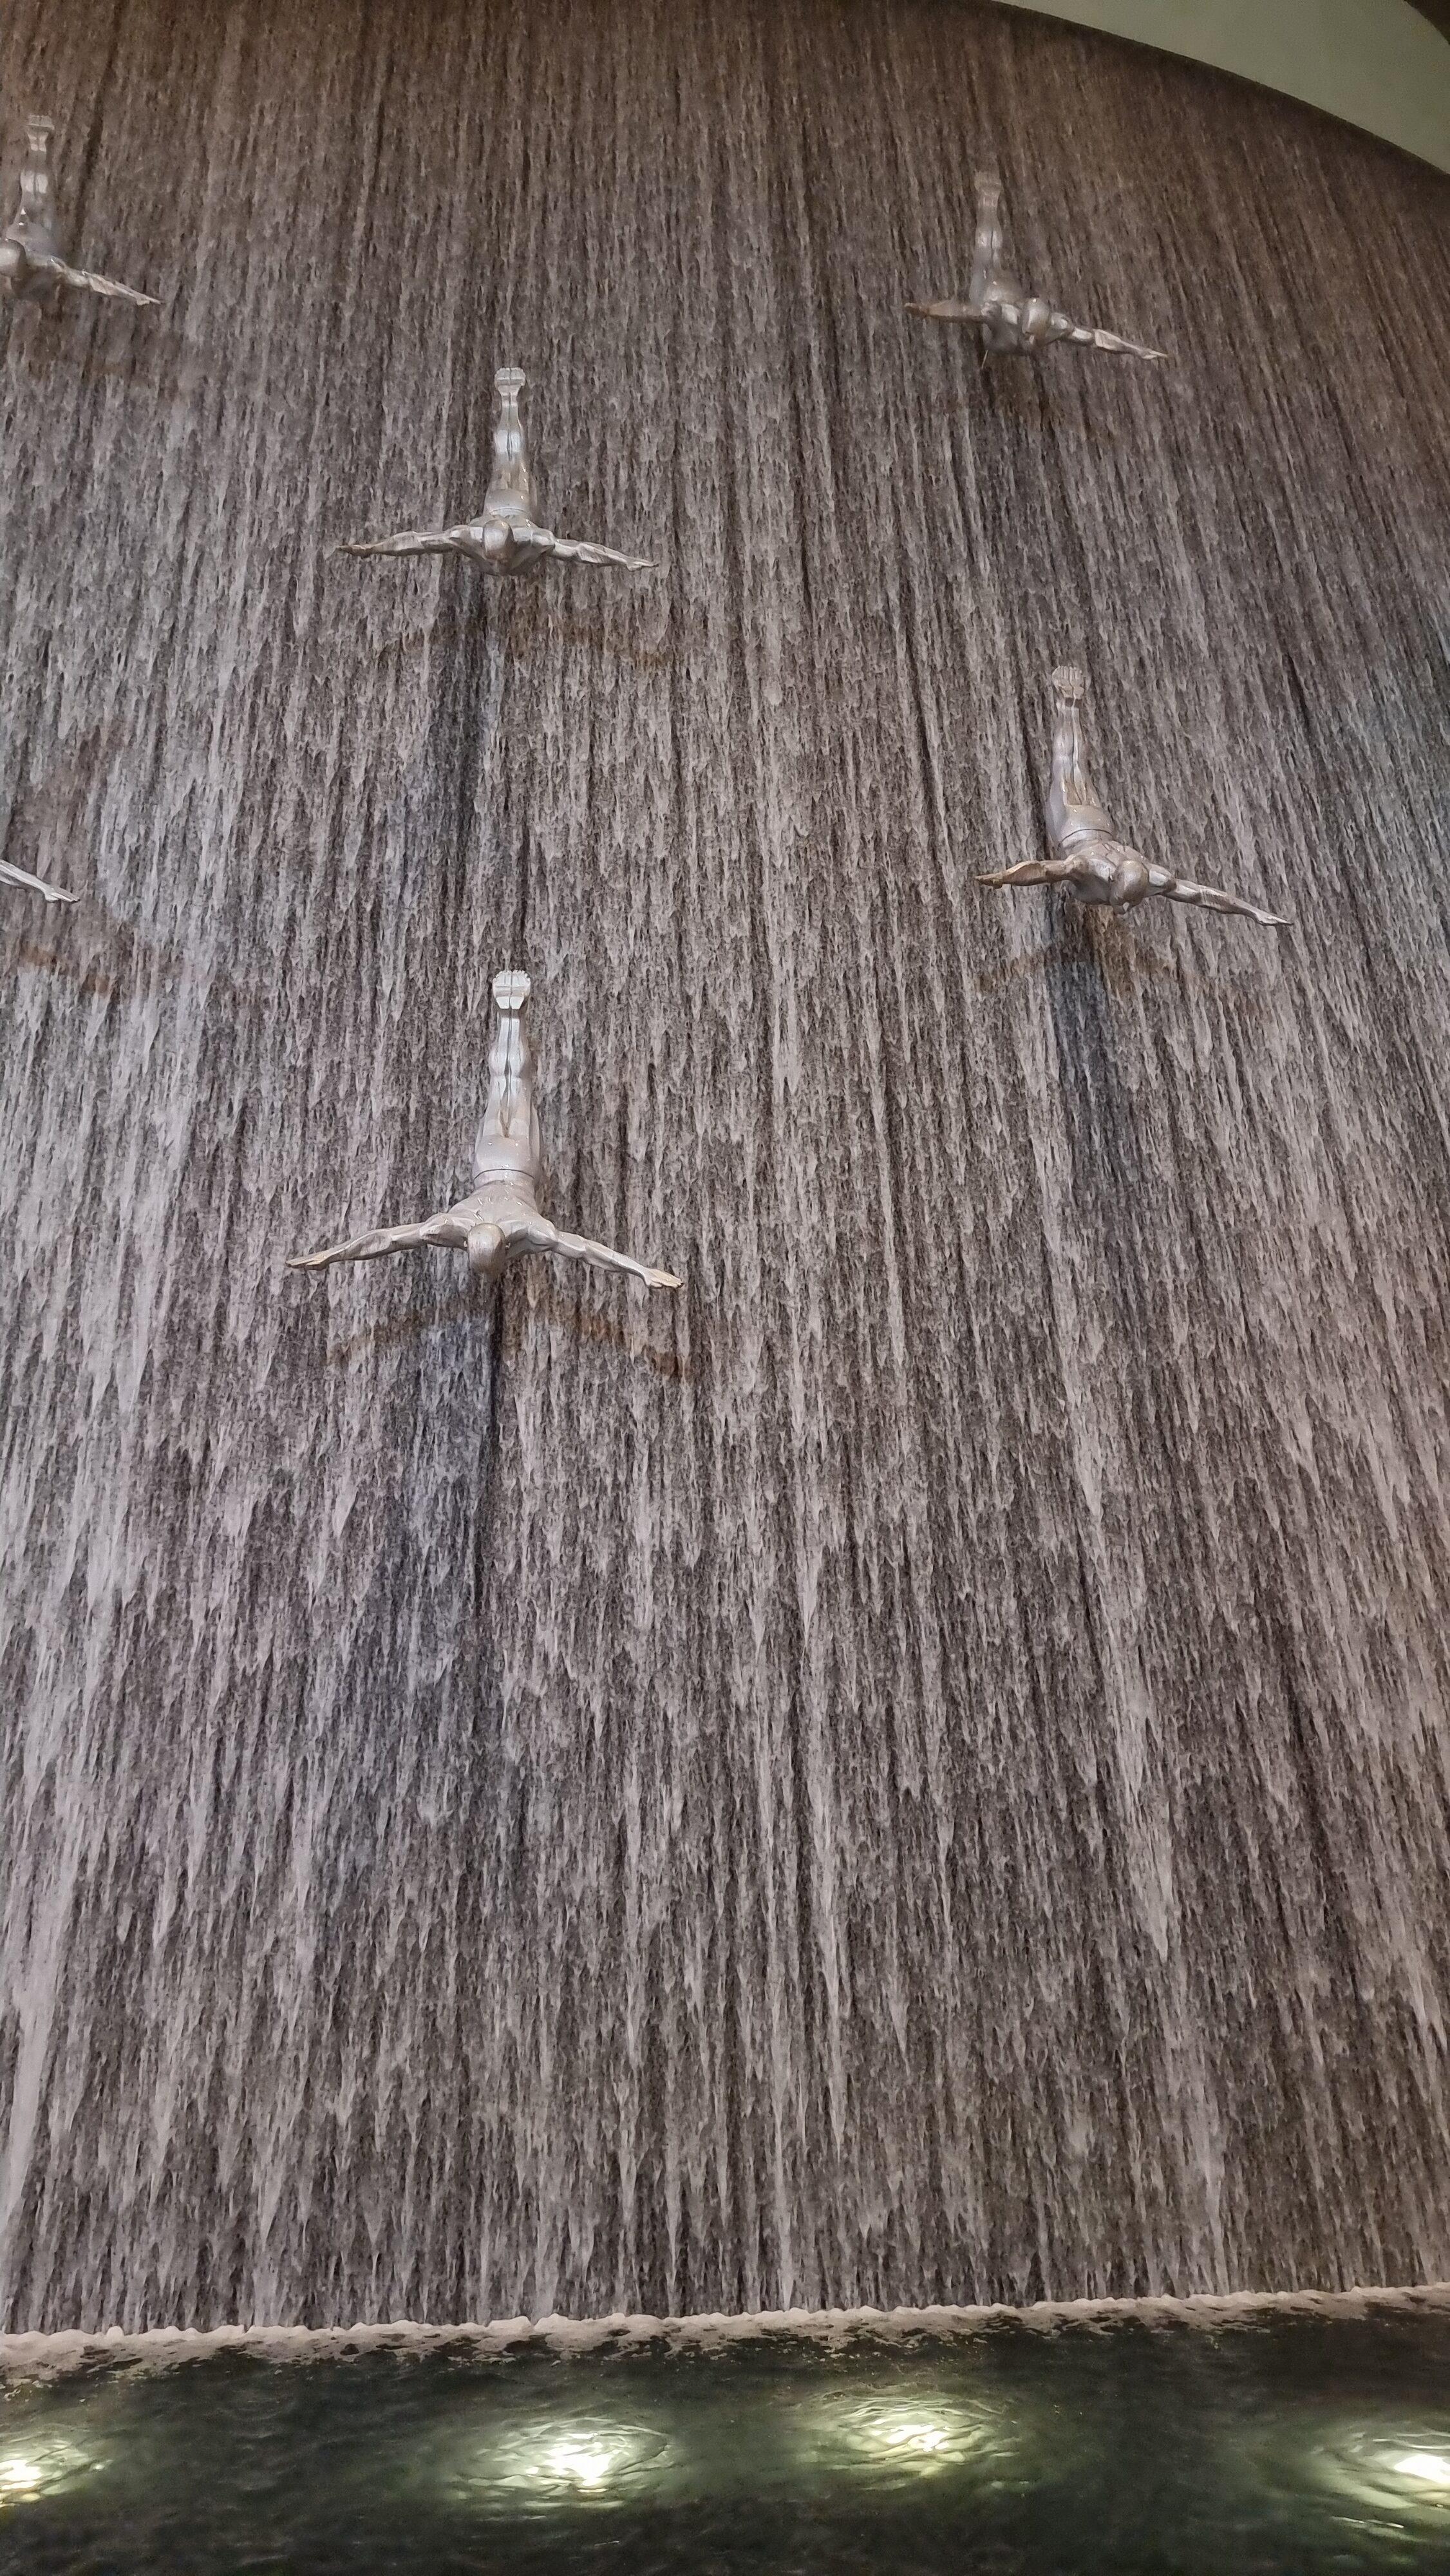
1,0 -> 1449,2332
1001,0 -> 1450,175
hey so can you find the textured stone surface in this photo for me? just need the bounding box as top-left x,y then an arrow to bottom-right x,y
1,0 -> 1448,2334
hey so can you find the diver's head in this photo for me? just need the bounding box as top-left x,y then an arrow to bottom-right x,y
1110,851 -> 1152,909
466,1220 -> 507,1280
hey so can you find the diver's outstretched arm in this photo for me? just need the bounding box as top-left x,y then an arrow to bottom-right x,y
1145,864 -> 1288,927
549,1227 -> 681,1291
1044,310 -> 1167,363
905,296 -> 984,323
977,856 -> 1082,891
1,857 -> 76,905
287,1212 -> 462,1271
539,527 -> 655,573
337,525 -> 464,560
33,254 -> 157,308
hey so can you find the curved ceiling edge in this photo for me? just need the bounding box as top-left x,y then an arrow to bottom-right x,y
992,0 -> 1450,173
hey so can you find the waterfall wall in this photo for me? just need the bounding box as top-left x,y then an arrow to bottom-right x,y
2,0 -> 1449,2333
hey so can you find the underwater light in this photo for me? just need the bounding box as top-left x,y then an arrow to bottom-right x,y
462,2414 -> 672,2508
0,2438 -> 97,2505
823,2399 -> 984,2473
534,2438 -> 619,2489
0,2457 -> 46,2500
878,2418 -> 950,2454
1391,2451 -> 1450,2488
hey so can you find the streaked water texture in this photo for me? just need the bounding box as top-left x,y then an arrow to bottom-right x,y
1,0 -> 1449,2331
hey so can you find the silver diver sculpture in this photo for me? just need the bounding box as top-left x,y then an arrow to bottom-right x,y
289,971 -> 681,1295
0,116 -> 157,310
1,855 -> 75,906
978,665 -> 1288,928
339,368 -> 654,579
908,171 -> 1165,363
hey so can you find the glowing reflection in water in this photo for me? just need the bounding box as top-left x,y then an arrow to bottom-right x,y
0,2438 -> 97,2505
0,2458 -> 46,2501
795,2387 -> 1023,2490
1308,2423 -> 1450,2520
1392,2451 -> 1450,2489
1230,2410 -> 1450,2550
448,2414 -> 675,2513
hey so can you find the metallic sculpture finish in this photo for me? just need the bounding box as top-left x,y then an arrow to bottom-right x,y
908,170 -> 1166,362
979,665 -> 1288,925
0,115 -> 156,310
339,367 -> 655,576
0,855 -> 75,905
289,971 -> 681,1292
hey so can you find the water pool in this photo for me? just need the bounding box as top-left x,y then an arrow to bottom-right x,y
4,2294 -> 1450,2571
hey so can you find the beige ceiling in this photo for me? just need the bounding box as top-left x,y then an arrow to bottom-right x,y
998,0 -> 1450,171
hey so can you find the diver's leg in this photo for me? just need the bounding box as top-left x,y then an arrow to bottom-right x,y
19,119 -> 56,232
469,971 -> 538,1174
484,367 -> 534,518
968,171 -> 1007,310
1047,667 -> 1099,812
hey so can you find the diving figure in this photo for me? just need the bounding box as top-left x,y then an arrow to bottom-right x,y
977,665 -> 1288,928
0,117 -> 158,310
339,368 -> 655,578
288,970 -> 681,1294
907,170 -> 1165,363
1,855 -> 75,905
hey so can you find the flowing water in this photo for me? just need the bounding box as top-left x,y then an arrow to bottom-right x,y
6,2297 -> 1450,2571
1,0 -> 1449,2333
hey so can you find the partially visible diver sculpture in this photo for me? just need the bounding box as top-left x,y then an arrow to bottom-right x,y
908,170 -> 1166,363
1,855 -> 75,906
0,116 -> 157,310
339,368 -> 655,578
288,971 -> 681,1294
978,665 -> 1288,928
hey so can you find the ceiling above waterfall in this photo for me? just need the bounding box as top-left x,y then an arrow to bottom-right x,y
997,0 -> 1450,169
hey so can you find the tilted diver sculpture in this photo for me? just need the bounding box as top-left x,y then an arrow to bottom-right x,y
1,855 -> 75,906
907,171 -> 1165,364
978,665 -> 1288,928
0,116 -> 157,310
339,368 -> 654,578
288,971 -> 681,1294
